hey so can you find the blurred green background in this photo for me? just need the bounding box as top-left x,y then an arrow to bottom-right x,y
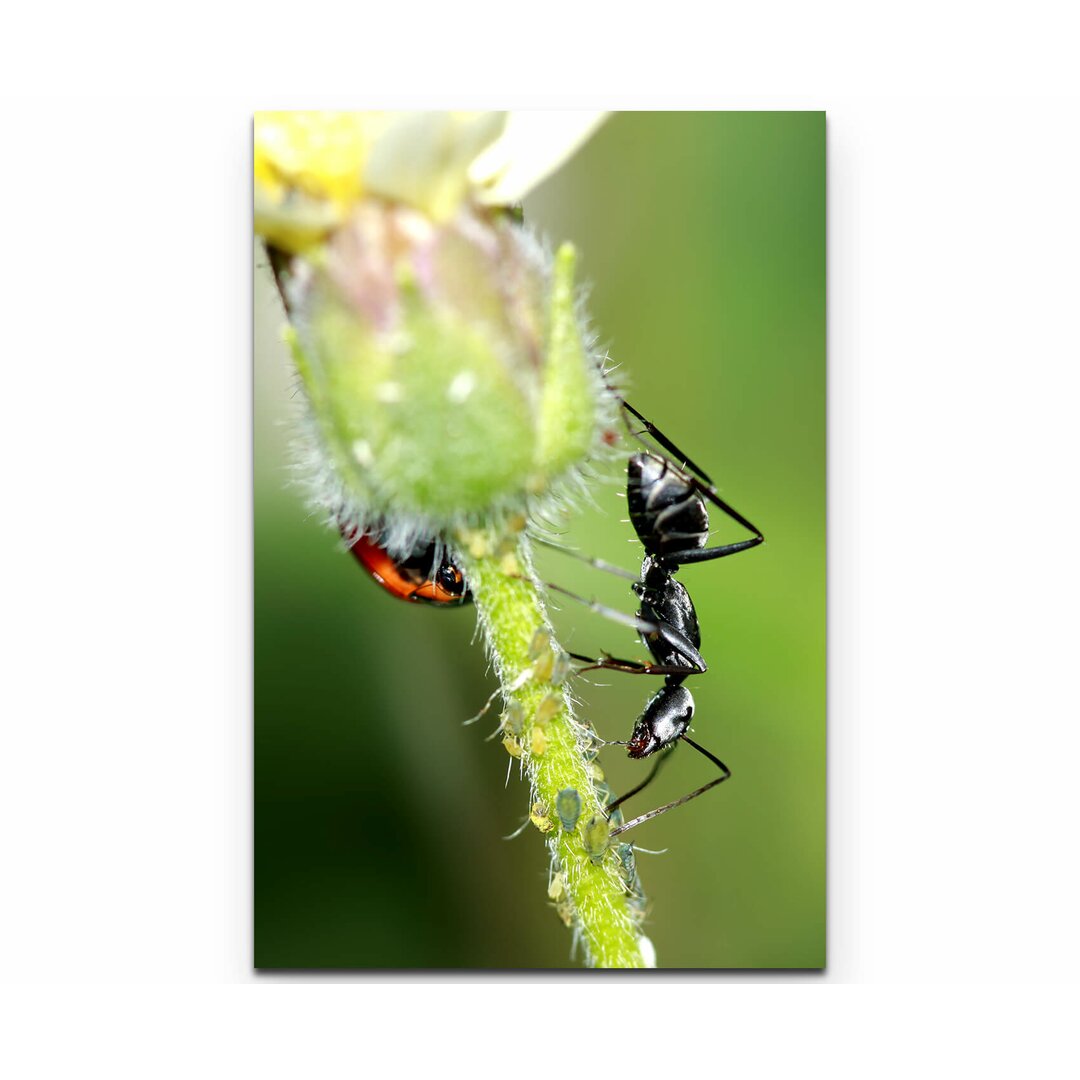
254,112 -> 825,969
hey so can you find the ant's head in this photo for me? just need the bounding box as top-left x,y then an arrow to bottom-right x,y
627,683 -> 694,759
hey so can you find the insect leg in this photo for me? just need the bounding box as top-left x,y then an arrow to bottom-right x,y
544,582 -> 660,636
620,402 -> 765,550
660,536 -> 763,565
620,400 -> 715,485
564,614 -> 707,675
566,651 -> 703,677
532,538 -> 638,582
608,735 -> 731,839
605,746 -> 675,817
650,486 -> 762,565
688,477 -> 764,546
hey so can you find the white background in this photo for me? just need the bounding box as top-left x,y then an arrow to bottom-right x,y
2,2 -> 1078,1075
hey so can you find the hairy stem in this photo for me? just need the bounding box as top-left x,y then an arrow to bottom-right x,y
458,524 -> 647,969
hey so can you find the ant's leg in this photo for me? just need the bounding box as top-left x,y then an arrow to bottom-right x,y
566,651 -> 703,678
689,478 -> 764,545
550,581 -> 708,674
545,582 -> 660,635
608,735 -> 731,839
547,574 -> 708,669
536,582 -> 705,670
620,400 -> 715,485
660,536 -> 763,565
605,747 -> 675,817
648,624 -> 708,673
532,538 -> 637,582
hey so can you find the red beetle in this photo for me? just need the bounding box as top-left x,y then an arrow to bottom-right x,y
345,531 -> 470,606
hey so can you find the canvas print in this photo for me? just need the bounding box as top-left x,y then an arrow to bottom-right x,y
254,111 -> 825,968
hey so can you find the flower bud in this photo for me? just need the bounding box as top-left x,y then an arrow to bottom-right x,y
279,199 -> 613,554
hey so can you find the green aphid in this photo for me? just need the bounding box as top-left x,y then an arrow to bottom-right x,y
528,626 -> 556,682
554,899 -> 574,927
532,650 -> 555,683
548,872 -> 567,902
527,627 -> 551,661
616,842 -> 638,885
581,814 -> 611,860
555,788 -> 582,832
550,650 -> 572,686
534,693 -> 562,726
501,700 -> 525,736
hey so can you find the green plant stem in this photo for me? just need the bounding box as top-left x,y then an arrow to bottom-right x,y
458,525 -> 646,969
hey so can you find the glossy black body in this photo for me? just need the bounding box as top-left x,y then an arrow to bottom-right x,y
622,554 -> 705,757
627,453 -> 711,563
585,405 -> 764,836
634,555 -> 705,675
627,683 -> 695,759
618,431 -> 763,758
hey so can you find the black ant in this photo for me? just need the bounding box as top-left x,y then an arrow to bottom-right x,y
546,399 -> 763,838
326,390 -> 762,841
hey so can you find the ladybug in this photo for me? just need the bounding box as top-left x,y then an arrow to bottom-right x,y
345,531 -> 471,606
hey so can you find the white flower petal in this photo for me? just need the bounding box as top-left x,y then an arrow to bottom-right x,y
363,111 -> 508,220
255,110 -> 606,248
469,111 -> 608,204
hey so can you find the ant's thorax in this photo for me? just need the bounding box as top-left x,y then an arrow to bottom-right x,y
633,555 -> 702,668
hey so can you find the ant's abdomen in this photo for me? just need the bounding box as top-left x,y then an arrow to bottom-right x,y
627,454 -> 709,558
